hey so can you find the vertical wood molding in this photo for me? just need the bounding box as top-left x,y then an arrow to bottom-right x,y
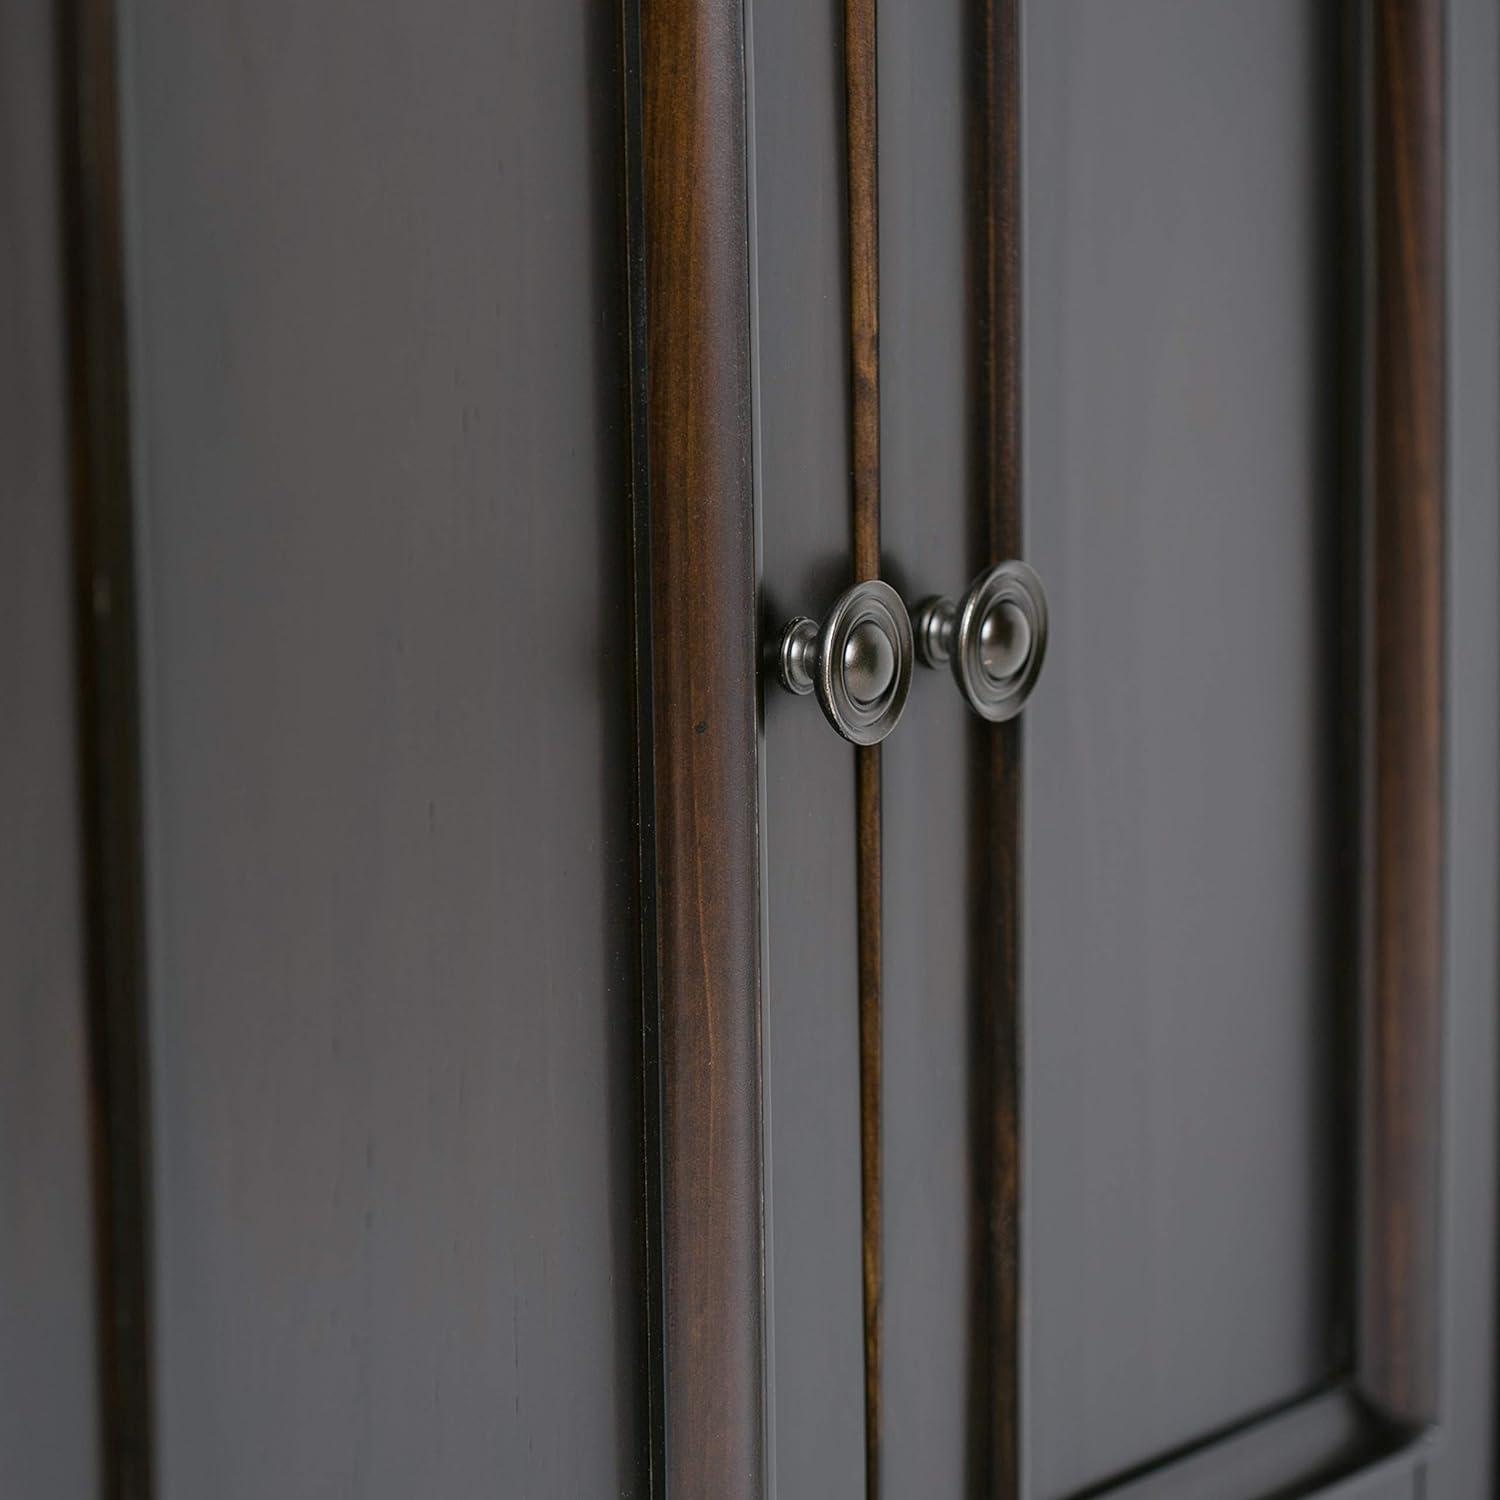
59,0 -> 157,1493
968,0 -> 1022,1493
1362,0 -> 1445,1431
843,0 -> 883,1493
845,0 -> 880,592
638,0 -> 766,1492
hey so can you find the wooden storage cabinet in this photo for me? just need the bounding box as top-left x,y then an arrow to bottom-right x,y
2,0 -> 1495,1495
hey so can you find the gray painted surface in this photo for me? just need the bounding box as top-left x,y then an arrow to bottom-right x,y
0,3 -> 102,1494
751,0 -> 867,1493
1309,1452 -> 1421,1500
879,0 -> 978,1492
1023,4 -> 1339,1494
117,0 -> 645,1493
1425,0 -> 1500,1492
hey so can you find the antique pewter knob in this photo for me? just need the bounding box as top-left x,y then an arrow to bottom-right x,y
910,560 -> 1048,722
774,579 -> 914,746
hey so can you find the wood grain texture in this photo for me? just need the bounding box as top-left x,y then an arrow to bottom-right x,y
843,0 -> 883,1493
639,0 -> 765,1491
58,0 -> 156,1493
967,0 -> 1021,1494
1362,0 -> 1445,1430
845,0 -> 880,587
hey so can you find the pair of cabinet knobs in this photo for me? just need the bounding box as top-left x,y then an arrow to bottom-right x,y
773,561 -> 1048,744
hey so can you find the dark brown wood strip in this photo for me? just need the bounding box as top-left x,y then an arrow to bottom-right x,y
967,0 -> 1022,1493
58,0 -> 156,1493
845,0 -> 880,587
1362,0 -> 1445,1431
843,0 -> 883,1492
639,0 -> 765,1491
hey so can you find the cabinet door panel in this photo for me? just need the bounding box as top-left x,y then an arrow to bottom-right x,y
1023,5 -> 1344,1493
120,0 -> 645,1491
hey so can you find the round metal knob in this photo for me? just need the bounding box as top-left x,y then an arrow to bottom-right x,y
774,579 -> 914,745
910,560 -> 1048,722
844,619 -> 897,705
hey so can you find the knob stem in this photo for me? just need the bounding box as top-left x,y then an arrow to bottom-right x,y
777,616 -> 819,696
912,596 -> 957,668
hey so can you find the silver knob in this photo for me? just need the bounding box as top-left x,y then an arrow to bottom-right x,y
911,560 -> 1048,722
774,579 -> 914,745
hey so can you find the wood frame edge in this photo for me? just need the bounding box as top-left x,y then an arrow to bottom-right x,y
58,0 -> 158,1493
1359,0 -> 1446,1432
637,0 -> 768,1492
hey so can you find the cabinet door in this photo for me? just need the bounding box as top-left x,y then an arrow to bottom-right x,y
640,0 -> 1499,1497
50,0 -> 650,1493
19,0 -> 1496,1496
1020,5 -> 1498,1493
1024,5 -> 1358,1488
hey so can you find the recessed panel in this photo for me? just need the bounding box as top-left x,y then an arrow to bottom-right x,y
122,0 -> 645,1491
1023,4 -> 1344,1494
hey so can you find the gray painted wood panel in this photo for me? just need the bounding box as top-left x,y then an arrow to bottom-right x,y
750,0 -> 867,1494
879,0 -> 979,1491
0,3 -> 103,1492
1308,1453 -> 1421,1500
1425,0 -> 1500,1491
1023,4 -> 1341,1493
117,0 -> 645,1492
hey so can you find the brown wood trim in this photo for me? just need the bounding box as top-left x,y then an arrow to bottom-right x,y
638,0 -> 766,1492
58,0 -> 156,1494
843,0 -> 883,1492
967,0 -> 1022,1494
1360,0 -> 1445,1431
845,0 -> 880,588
